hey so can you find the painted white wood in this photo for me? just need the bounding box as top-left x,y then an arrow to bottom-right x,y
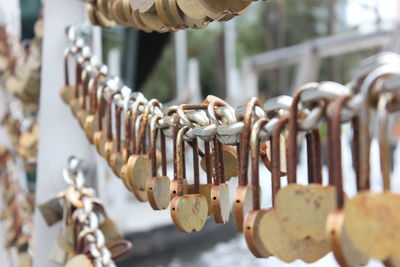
32,1 -> 97,266
174,31 -> 188,99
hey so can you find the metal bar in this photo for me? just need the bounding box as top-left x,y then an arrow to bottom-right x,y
250,30 -> 392,72
174,31 -> 187,100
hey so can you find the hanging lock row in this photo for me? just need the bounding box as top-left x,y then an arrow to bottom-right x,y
59,41 -> 287,233
84,0 -> 254,32
1,20 -> 43,113
241,56 -> 400,265
39,157 -> 132,266
0,148 -> 34,267
61,30 -> 400,265
1,107 -> 39,174
60,58 -> 244,226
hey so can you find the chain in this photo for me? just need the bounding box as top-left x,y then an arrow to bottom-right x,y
62,157 -> 120,267
0,148 -> 34,266
64,25 -> 400,146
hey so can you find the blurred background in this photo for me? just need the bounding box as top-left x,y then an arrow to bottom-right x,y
12,0 -> 400,266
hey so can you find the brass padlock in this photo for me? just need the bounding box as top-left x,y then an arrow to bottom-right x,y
210,137 -> 230,224
38,192 -> 65,226
65,254 -> 93,267
109,101 -> 125,177
60,47 -> 76,104
126,100 -> 161,202
326,96 -> 369,267
234,98 -> 259,232
147,115 -> 171,210
170,127 -> 208,233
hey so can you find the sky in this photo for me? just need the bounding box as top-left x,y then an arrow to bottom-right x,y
346,0 -> 398,27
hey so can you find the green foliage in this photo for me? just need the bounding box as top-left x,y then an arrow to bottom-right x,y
142,44 -> 174,102
139,0 -> 380,102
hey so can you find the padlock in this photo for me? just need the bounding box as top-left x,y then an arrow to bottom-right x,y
274,87 -> 336,250
109,97 -> 125,177
170,126 -> 208,233
147,115 -> 171,210
169,114 -> 189,200
100,216 -> 123,245
243,117 -> 274,258
125,100 -> 161,202
344,92 -> 400,262
83,74 -> 103,143
326,96 -> 369,267
234,97 -> 260,232
269,88 -> 333,262
210,137 -> 230,224
18,252 -> 32,267
100,100 -> 116,161
38,192 -> 65,226
65,254 -> 93,267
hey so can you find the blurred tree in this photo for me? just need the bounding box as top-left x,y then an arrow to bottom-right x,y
20,0 -> 41,39
141,0 -> 379,101
142,26 -> 222,100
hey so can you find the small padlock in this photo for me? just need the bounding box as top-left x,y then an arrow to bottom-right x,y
100,216 -> 123,245
38,192 -> 65,226
18,252 -> 32,267
210,137 -> 230,224
65,254 -> 93,267
147,115 -> 171,210
170,127 -> 208,233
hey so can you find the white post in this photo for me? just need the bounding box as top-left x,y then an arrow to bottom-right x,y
187,58 -> 202,103
396,0 -> 400,22
32,0 -> 97,266
174,31 -> 187,99
239,59 -> 258,106
293,42 -> 321,91
224,20 -> 239,102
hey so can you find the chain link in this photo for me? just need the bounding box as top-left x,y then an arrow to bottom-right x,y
63,158 -> 117,267
64,25 -> 400,147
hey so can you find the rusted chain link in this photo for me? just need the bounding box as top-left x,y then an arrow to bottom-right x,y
64,25 -> 400,146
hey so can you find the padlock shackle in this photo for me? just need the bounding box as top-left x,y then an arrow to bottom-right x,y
239,97 -> 261,186
305,130 -> 323,185
114,103 -> 122,152
96,85 -> 105,132
63,47 -> 74,87
378,93 -> 394,191
80,65 -> 93,110
271,116 -> 289,207
288,85 -> 320,184
203,95 -> 236,125
129,98 -> 146,155
250,118 -> 268,211
172,114 -> 180,182
124,110 -> 132,156
328,96 -> 351,209
137,99 -> 162,154
176,126 -> 189,196
203,140 -> 212,185
211,136 -> 225,185
150,115 -> 163,178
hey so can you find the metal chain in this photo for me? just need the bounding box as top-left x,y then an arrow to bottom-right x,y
63,157 -> 117,267
65,25 -> 400,146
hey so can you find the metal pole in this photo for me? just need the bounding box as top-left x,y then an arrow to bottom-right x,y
174,31 -> 187,100
224,20 -> 238,101
397,0 -> 400,22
